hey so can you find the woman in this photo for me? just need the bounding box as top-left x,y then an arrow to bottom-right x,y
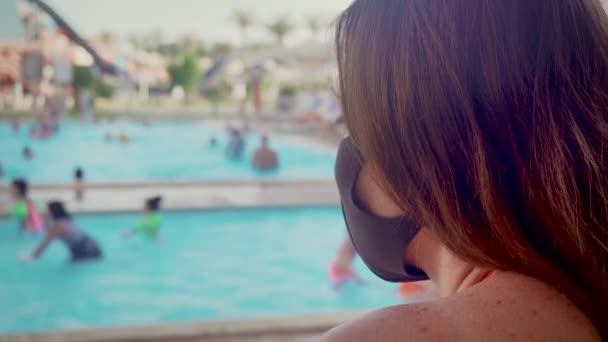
325,0 -> 608,340
22,201 -> 102,262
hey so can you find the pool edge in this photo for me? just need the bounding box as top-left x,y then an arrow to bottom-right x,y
0,180 -> 340,217
1,311 -> 366,342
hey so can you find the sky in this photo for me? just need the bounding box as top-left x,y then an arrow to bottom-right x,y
44,0 -> 353,45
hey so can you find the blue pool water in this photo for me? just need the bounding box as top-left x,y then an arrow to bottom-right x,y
0,121 -> 336,183
0,207 -> 400,333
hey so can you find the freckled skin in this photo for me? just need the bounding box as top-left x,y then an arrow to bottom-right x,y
322,271 -> 600,341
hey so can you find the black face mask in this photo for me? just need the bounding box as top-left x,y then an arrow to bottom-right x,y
335,137 -> 428,282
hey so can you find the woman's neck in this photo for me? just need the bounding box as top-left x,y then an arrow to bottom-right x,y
408,230 -> 493,296
425,247 -> 482,295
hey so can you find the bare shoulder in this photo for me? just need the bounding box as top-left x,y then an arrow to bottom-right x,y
320,302 -> 445,342
321,272 -> 600,342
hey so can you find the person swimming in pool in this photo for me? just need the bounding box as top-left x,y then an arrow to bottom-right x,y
122,196 -> 163,245
226,128 -> 245,159
328,236 -> 364,288
119,132 -> 130,143
23,146 -> 33,160
21,201 -> 102,262
10,178 -> 45,233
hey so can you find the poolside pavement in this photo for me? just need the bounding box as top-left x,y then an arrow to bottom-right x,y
0,180 -> 340,216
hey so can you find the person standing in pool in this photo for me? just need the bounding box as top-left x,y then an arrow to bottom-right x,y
122,196 -> 163,245
74,167 -> 84,201
226,128 -> 245,159
10,178 -> 45,233
21,201 -> 102,262
328,236 -> 364,288
251,135 -> 279,171
11,119 -> 19,133
23,146 -> 33,160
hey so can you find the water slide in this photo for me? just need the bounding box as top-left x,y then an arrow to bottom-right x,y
28,0 -> 119,75
199,57 -> 226,90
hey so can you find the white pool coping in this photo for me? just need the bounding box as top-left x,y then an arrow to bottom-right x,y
0,180 -> 340,216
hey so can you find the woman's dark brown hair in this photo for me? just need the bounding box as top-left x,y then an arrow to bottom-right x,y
336,0 -> 608,336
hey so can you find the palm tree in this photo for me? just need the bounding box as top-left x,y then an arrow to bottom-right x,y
100,31 -> 114,45
306,15 -> 323,40
128,34 -> 142,50
267,16 -> 294,47
146,30 -> 164,52
233,10 -> 255,47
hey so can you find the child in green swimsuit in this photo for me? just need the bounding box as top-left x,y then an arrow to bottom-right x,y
122,196 -> 163,244
11,178 -> 44,233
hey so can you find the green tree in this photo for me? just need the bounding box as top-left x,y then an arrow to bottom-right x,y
73,66 -> 114,98
99,31 -> 114,45
128,34 -> 142,50
267,17 -> 294,47
157,41 -> 182,58
233,10 -> 255,47
210,42 -> 233,56
146,30 -> 163,51
94,80 -> 114,99
203,81 -> 231,114
306,15 -> 323,40
169,54 -> 200,103
73,66 -> 94,90
179,35 -> 207,56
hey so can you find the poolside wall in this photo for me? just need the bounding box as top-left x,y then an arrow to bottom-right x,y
0,180 -> 340,217
1,311 -> 364,342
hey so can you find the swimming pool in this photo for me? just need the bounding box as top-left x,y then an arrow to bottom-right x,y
0,207 -> 399,334
0,121 -> 336,183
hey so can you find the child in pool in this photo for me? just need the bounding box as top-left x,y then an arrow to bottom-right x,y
119,132 -> 130,143
23,146 -> 33,160
74,167 -> 84,201
10,178 -> 45,233
327,236 -> 364,288
122,196 -> 163,244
